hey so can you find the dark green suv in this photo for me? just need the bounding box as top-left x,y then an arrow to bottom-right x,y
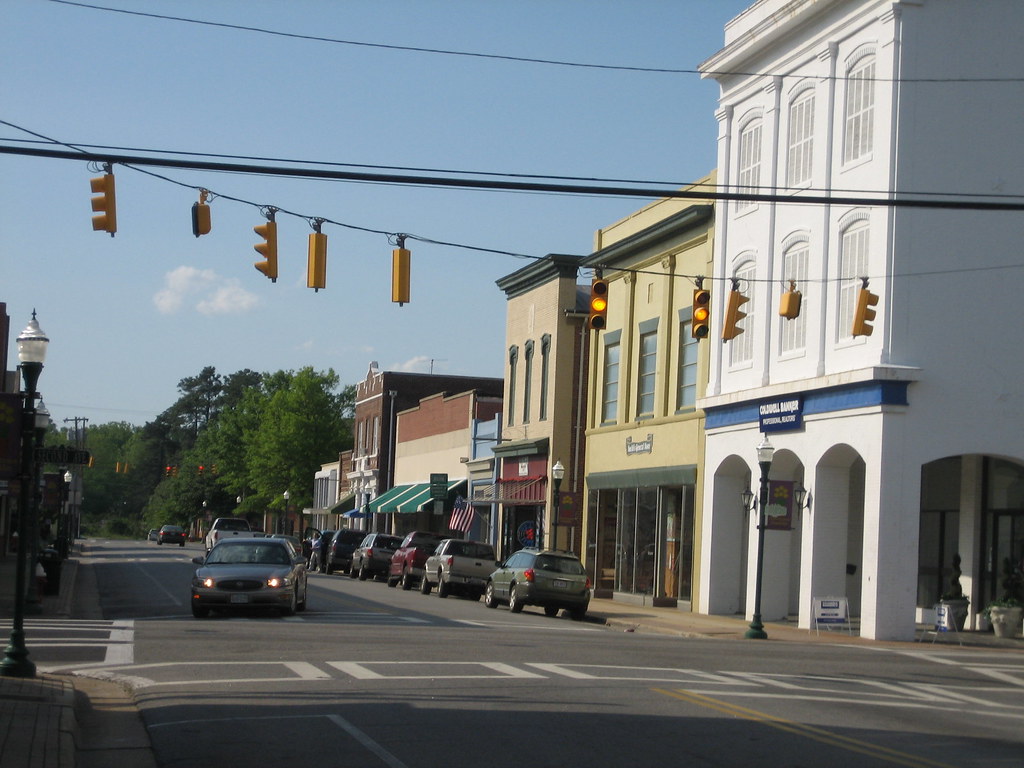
484,548 -> 591,620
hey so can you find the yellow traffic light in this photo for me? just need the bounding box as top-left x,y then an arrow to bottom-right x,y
852,286 -> 878,336
392,245 -> 411,305
588,278 -> 609,330
308,231 -> 327,292
692,287 -> 711,339
254,212 -> 278,282
722,287 -> 749,341
192,190 -> 211,237
90,169 -> 117,236
779,280 -> 802,319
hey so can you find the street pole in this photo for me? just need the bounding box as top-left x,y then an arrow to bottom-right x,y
551,460 -> 564,552
745,436 -> 774,640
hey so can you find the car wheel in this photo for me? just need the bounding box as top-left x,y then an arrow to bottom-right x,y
570,606 -> 587,621
420,575 -> 432,595
157,540 -> 163,545
191,602 -> 209,619
325,559 -> 334,575
281,588 -> 297,617
484,582 -> 498,609
437,576 -> 450,599
358,564 -> 369,581
297,582 -> 307,612
544,606 -> 559,617
508,583 -> 524,613
179,541 -> 185,547
400,569 -> 413,590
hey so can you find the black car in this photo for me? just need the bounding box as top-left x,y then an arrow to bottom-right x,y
158,524 -> 186,546
350,533 -> 402,580
325,529 -> 366,574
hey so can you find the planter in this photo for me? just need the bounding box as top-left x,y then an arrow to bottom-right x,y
937,598 -> 969,632
988,605 -> 1023,638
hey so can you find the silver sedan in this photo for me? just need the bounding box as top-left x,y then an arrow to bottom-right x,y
190,539 -> 308,618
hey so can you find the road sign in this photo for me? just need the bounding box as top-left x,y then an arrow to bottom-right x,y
429,473 -> 448,500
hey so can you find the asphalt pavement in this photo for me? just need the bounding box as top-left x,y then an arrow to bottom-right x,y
1,542 -> 1021,768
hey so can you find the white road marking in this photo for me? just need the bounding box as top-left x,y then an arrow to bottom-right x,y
327,660 -> 546,680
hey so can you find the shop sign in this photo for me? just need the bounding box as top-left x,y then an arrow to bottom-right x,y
758,397 -> 803,433
625,433 -> 654,455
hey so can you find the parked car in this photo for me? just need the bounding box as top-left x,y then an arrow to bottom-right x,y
325,529 -> 366,574
158,524 -> 186,546
422,539 -> 496,599
388,531 -> 446,589
189,538 -> 308,618
484,548 -> 591,620
147,529 -> 159,542
350,533 -> 403,581
269,533 -> 302,556
307,530 -> 335,573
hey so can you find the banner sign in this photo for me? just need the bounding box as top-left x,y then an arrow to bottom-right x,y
759,396 -> 803,433
764,480 -> 794,531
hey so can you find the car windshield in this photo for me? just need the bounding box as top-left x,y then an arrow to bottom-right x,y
534,555 -> 585,575
218,519 -> 250,531
162,526 -> 182,532
378,535 -> 402,549
207,543 -> 291,565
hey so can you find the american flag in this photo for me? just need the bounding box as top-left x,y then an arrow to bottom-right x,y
449,495 -> 474,533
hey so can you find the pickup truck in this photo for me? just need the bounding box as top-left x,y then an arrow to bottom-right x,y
421,539 -> 497,600
204,517 -> 257,552
387,531 -> 445,590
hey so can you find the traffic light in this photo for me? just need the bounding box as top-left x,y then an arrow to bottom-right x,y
722,286 -> 749,341
588,277 -> 609,330
165,465 -> 172,477
192,190 -> 211,237
392,241 -> 410,305
90,167 -> 117,236
779,280 -> 802,319
307,230 -> 327,292
692,286 -> 711,339
254,210 -> 278,282
198,465 -> 205,475
852,285 -> 879,337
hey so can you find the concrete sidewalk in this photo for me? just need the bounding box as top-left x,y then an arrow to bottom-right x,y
1,546 -> 1020,768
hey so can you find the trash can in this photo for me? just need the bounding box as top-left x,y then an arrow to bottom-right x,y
39,548 -> 62,596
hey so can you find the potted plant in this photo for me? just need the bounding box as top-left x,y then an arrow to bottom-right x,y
937,553 -> 969,631
982,557 -> 1023,639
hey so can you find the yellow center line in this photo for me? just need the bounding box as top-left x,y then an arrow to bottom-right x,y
651,687 -> 959,768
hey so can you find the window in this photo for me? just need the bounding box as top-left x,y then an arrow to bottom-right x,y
507,346 -> 518,426
838,219 -> 869,341
780,241 -> 809,354
539,334 -> 551,421
523,340 -> 534,424
843,57 -> 875,163
677,318 -> 698,410
729,263 -> 756,365
737,120 -> 762,211
787,90 -> 814,186
372,416 -> 380,455
602,340 -> 620,423
637,330 -> 658,417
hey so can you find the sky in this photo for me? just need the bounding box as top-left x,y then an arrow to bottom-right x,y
2,0 -> 753,432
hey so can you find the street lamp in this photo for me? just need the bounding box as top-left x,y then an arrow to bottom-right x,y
550,460 -> 565,551
746,435 -> 775,640
60,470 -> 73,559
1,311 -> 50,678
24,399 -> 50,612
282,490 -> 291,535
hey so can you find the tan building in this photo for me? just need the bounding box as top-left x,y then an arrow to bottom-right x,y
581,175 -> 715,608
493,254 -> 589,559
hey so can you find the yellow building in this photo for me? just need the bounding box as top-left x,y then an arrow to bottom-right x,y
581,175 -> 715,608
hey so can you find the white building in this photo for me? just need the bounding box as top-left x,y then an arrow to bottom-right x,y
697,0 -> 1024,640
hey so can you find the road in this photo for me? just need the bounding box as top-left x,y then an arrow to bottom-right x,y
11,539 -> 1024,768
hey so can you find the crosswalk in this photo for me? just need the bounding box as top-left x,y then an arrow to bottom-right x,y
0,618 -> 134,670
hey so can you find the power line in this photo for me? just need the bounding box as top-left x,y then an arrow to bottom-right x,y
48,0 -> 1024,84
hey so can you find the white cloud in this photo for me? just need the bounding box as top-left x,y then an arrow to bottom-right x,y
394,355 -> 431,372
154,266 -> 258,315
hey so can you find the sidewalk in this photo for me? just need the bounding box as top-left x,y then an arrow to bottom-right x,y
1,548 -> 1020,768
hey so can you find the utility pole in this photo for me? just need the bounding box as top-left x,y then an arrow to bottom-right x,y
63,417 -> 88,447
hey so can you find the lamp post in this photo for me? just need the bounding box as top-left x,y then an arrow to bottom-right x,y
1,311 -> 49,678
60,470 -> 73,559
745,436 -> 775,640
550,460 -> 565,552
24,399 -> 50,612
282,490 -> 290,535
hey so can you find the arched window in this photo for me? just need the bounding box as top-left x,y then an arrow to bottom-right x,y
843,55 -> 875,163
780,239 -> 809,354
729,260 -> 756,365
736,118 -> 763,211
787,89 -> 815,186
838,218 -> 870,341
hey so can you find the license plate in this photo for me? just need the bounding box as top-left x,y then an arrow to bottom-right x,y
229,594 -> 250,604
553,579 -> 570,589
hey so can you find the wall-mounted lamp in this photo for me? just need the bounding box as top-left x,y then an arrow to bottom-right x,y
794,484 -> 812,512
741,488 -> 756,512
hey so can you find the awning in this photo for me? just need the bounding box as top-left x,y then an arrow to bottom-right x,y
327,491 -> 357,515
472,476 -> 546,505
366,483 -> 425,515
394,479 -> 467,514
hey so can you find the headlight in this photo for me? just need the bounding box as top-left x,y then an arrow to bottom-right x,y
267,577 -> 292,589
193,577 -> 215,588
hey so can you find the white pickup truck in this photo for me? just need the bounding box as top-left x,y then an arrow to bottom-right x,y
421,539 -> 497,600
204,517 -> 258,552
